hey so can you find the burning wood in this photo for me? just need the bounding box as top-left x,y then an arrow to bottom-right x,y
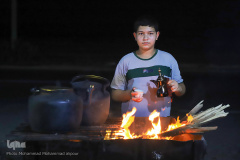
180,100 -> 204,122
191,103 -> 230,125
159,101 -> 230,137
159,126 -> 218,137
104,101 -> 230,140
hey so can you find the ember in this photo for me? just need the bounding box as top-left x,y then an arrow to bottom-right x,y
104,101 -> 230,140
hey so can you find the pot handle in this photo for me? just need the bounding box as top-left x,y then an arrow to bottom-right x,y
87,85 -> 95,105
71,75 -> 84,84
31,87 -> 40,95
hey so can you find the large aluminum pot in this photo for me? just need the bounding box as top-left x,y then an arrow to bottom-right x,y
71,75 -> 110,126
28,86 -> 83,133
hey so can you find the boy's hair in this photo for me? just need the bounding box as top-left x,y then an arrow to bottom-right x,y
133,15 -> 159,33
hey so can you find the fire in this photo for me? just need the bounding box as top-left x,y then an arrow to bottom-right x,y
104,108 -> 194,140
187,114 -> 193,123
166,114 -> 193,132
166,116 -> 182,131
121,107 -> 137,139
146,110 -> 161,139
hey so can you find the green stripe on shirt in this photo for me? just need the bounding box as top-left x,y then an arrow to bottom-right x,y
126,65 -> 172,81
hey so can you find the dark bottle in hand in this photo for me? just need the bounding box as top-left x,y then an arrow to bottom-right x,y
151,68 -> 169,97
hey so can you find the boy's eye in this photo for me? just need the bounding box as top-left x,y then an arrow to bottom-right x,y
137,32 -> 154,36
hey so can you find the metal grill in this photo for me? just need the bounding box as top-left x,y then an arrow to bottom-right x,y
6,117 -> 207,160
7,117 -> 123,141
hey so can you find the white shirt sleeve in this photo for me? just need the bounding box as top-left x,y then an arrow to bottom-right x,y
171,56 -> 183,83
110,58 -> 127,90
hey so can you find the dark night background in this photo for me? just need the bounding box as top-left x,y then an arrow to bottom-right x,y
0,0 -> 240,160
1,0 -> 239,66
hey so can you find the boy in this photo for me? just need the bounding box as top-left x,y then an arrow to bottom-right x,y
111,16 -> 186,117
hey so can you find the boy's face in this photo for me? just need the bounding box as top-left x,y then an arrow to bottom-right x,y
133,26 -> 160,51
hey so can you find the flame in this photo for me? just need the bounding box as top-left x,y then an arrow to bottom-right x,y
166,116 -> 184,131
104,108 -> 193,140
146,110 -> 161,139
104,129 -> 112,140
187,114 -> 193,123
121,107 -> 137,139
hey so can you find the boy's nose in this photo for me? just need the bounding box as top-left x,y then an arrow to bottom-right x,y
143,34 -> 148,40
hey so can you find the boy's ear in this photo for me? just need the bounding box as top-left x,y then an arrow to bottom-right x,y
156,31 -> 160,40
133,32 -> 136,40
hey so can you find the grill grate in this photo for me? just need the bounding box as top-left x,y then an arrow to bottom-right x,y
7,117 -> 123,141
5,117 -> 207,160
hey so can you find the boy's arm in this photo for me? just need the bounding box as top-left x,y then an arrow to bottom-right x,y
111,89 -> 132,102
174,82 -> 186,96
168,80 -> 186,96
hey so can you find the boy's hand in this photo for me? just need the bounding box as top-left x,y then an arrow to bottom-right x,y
131,88 -> 143,102
167,80 -> 179,92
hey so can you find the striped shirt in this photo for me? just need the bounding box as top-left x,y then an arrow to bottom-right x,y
111,49 -> 183,117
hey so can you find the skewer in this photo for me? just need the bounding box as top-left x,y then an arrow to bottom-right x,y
158,126 -> 218,137
160,103 -> 230,137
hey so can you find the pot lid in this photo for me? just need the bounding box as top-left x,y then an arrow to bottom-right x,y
71,75 -> 109,85
40,86 -> 71,92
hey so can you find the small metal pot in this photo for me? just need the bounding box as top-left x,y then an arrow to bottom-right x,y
28,86 -> 83,133
71,75 -> 110,126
